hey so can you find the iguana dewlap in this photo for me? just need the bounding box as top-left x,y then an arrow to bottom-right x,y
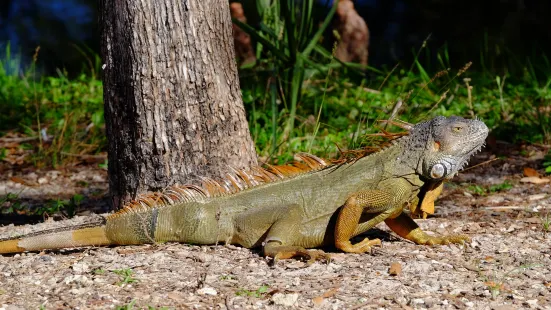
0,116 -> 488,262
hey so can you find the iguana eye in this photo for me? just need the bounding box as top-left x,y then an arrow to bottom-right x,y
452,126 -> 463,132
430,164 -> 445,178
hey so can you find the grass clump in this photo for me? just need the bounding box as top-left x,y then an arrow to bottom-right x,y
0,44 -> 105,168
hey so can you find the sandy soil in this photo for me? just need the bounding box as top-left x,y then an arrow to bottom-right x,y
0,144 -> 550,309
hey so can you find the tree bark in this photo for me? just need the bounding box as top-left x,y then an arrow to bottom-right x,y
100,0 -> 258,210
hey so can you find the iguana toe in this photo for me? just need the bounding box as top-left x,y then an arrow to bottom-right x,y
423,234 -> 471,245
265,244 -> 331,264
336,237 -> 382,254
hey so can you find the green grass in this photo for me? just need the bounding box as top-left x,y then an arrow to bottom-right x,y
235,284 -> 270,298
0,44 -> 105,168
112,268 -> 138,286
0,40 -> 550,169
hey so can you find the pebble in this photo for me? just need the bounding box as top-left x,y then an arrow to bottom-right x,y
271,293 -> 299,307
196,287 -> 217,296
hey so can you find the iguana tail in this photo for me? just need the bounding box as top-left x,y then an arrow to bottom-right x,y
0,224 -> 112,254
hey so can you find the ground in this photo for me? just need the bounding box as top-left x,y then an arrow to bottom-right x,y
0,143 -> 550,309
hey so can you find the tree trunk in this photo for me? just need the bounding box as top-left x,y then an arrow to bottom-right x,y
100,0 -> 258,210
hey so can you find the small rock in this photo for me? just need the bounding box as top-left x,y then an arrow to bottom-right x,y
411,298 -> 424,305
167,291 -> 185,301
272,293 -> 299,307
525,299 -> 538,306
487,195 -> 505,204
196,287 -> 217,296
450,288 -> 466,296
465,301 -> 474,307
37,177 -> 48,184
63,275 -> 91,286
72,262 -> 89,274
528,193 -> 546,201
92,174 -> 106,183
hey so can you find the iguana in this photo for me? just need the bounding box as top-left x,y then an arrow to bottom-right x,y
0,116 -> 488,261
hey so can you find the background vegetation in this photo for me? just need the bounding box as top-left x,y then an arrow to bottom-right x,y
0,0 -> 550,168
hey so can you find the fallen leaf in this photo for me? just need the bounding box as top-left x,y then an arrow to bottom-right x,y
523,167 -> 539,177
312,296 -> 324,306
389,262 -> 402,276
322,287 -> 339,298
520,177 -> 550,184
312,287 -> 339,306
10,176 -> 38,187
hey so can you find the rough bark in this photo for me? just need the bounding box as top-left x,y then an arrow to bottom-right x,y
100,0 -> 258,209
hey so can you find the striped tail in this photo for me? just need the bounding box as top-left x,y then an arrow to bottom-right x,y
0,225 -> 112,254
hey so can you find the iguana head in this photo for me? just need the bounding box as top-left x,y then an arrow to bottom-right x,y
404,116 -> 489,180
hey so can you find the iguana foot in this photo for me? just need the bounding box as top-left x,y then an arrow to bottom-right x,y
336,237 -> 381,254
385,214 -> 471,247
414,233 -> 471,245
264,245 -> 331,264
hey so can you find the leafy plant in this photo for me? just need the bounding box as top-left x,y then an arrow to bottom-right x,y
235,0 -> 340,144
488,181 -> 513,193
544,151 -> 551,174
541,211 -> 550,233
235,285 -> 270,298
480,264 -> 540,300
112,268 -> 138,286
115,300 -> 136,310
0,192 -> 25,215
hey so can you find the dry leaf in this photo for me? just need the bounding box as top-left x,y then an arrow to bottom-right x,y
520,176 -> 550,184
312,296 -> 324,306
9,176 -> 38,187
312,287 -> 339,306
523,167 -> 539,177
322,287 -> 339,298
389,262 -> 402,276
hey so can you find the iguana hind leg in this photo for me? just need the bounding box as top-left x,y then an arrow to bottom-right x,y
385,213 -> 471,245
335,189 -> 400,254
234,204 -> 330,263
262,204 -> 331,263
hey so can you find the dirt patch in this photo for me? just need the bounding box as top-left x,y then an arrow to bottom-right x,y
1,144 -> 550,309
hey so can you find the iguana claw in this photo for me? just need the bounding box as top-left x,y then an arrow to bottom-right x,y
265,245 -> 331,264
418,234 -> 471,245
336,238 -> 382,254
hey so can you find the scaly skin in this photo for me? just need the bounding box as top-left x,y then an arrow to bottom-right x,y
0,116 -> 488,261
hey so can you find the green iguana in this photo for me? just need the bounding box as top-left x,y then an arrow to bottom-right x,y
0,116 -> 488,261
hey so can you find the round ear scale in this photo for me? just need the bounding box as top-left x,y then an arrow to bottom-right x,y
430,164 -> 445,179
433,141 -> 441,151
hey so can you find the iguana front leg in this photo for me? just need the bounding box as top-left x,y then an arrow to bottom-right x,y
385,213 -> 471,245
335,189 -> 401,253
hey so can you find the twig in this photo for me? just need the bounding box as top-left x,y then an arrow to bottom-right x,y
0,137 -> 39,143
461,157 -> 500,172
60,152 -> 107,160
